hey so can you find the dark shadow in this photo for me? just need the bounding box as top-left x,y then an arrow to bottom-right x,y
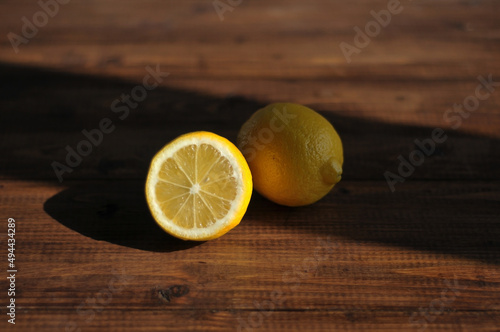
246,182 -> 500,265
0,62 -> 498,259
43,181 -> 204,252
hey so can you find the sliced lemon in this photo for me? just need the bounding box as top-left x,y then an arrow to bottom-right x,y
145,131 -> 253,241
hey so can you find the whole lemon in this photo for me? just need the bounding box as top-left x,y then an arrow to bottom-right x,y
237,103 -> 343,207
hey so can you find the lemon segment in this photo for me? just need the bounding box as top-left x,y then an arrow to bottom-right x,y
146,132 -> 252,241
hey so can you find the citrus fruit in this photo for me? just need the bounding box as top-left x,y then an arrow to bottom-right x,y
237,103 -> 343,207
145,131 -> 252,241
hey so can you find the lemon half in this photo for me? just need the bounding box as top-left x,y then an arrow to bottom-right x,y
146,132 -> 252,241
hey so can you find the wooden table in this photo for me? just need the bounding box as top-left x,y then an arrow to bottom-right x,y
1,0 -> 499,331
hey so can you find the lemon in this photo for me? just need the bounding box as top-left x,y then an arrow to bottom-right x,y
237,103 -> 343,207
145,132 -> 252,241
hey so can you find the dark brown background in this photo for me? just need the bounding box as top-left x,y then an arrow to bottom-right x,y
0,0 -> 499,331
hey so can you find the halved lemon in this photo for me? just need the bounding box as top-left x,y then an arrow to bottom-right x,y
145,132 -> 253,241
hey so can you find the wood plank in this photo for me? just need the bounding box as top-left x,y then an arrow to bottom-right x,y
1,179 -> 499,329
1,180 -> 499,307
4,309 -> 500,332
1,64 -> 499,182
0,0 -> 499,80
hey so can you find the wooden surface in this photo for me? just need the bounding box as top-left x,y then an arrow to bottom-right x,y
1,0 -> 499,331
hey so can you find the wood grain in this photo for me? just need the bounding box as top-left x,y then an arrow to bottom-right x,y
0,0 -> 499,331
0,64 -> 499,182
1,179 -> 499,331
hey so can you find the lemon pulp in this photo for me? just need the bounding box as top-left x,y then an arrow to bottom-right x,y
146,132 -> 252,241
